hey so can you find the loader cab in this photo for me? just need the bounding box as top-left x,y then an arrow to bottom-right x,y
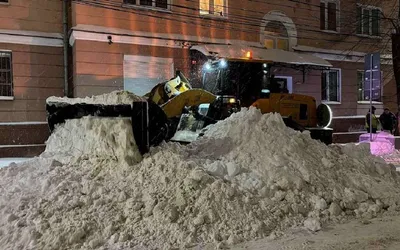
201,59 -> 287,107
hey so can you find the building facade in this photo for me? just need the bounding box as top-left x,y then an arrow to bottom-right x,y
0,0 -> 64,156
0,0 -> 398,155
68,0 -> 396,117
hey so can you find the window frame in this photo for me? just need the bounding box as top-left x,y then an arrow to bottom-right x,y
263,36 -> 289,50
0,50 -> 13,100
262,20 -> 290,51
320,0 -> 340,33
321,68 -> 341,104
357,69 -> 383,103
199,0 -> 228,18
0,0 -> 9,5
123,0 -> 172,12
356,4 -> 382,38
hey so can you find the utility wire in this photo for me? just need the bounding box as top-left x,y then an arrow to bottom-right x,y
73,0 -> 393,46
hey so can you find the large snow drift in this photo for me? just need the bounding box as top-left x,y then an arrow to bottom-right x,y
1,106 -> 400,250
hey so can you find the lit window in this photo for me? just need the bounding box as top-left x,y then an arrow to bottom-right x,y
320,0 -> 339,31
124,0 -> 169,10
357,70 -> 382,102
0,51 -> 13,97
200,0 -> 227,16
321,69 -> 341,102
262,21 -> 289,51
356,5 -> 381,36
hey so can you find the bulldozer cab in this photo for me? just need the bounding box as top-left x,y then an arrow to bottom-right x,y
201,59 -> 289,107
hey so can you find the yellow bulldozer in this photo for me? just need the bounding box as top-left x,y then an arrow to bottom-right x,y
46,45 -> 333,155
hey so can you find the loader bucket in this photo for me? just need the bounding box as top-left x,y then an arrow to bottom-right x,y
161,89 -> 217,119
170,95 -> 240,143
46,100 -> 169,155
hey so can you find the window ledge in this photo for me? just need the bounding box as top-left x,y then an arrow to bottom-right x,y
0,96 -> 14,101
0,2 -> 9,6
357,101 -> 383,105
321,29 -> 339,34
122,4 -> 172,13
322,101 -> 341,105
200,14 -> 228,20
356,34 -> 381,39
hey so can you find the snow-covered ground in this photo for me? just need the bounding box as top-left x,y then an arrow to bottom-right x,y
0,158 -> 31,168
229,214 -> 400,250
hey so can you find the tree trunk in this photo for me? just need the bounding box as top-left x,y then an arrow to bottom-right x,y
392,33 -> 400,107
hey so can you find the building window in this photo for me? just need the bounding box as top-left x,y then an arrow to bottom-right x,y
357,5 -> 381,36
0,0 -> 9,3
200,0 -> 226,16
123,0 -> 169,10
0,52 -> 12,97
320,0 -> 339,32
321,69 -> 341,102
263,20 -> 289,51
357,70 -> 382,102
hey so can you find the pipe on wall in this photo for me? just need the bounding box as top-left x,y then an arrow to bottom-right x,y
63,0 -> 69,97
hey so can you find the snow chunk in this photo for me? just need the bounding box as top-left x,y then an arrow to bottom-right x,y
46,90 -> 145,105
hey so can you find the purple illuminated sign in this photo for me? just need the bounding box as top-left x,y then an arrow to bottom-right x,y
364,53 -> 381,102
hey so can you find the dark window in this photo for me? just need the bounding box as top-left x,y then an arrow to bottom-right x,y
320,3 -> 326,30
357,6 -> 381,36
123,0 -> 169,9
124,0 -> 136,4
321,69 -> 340,102
327,2 -> 337,30
155,0 -> 167,8
0,52 -> 13,97
362,8 -> 370,35
0,0 -> 9,3
140,0 -> 152,6
371,9 -> 380,36
320,1 -> 337,31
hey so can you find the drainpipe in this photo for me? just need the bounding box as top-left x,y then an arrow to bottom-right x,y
63,0 -> 69,97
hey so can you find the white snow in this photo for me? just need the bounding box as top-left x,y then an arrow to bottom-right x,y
1,107 -> 400,249
42,116 -> 142,165
46,90 -> 146,105
0,158 -> 31,168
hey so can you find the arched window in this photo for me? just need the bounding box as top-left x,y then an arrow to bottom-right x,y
262,20 -> 289,51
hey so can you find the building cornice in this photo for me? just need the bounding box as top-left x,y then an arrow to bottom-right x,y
0,29 -> 63,47
69,25 -> 393,65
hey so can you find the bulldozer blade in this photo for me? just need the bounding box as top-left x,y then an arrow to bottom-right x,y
161,89 -> 217,119
46,100 -> 169,155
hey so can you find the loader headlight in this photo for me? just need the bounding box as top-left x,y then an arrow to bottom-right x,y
219,59 -> 227,68
203,62 -> 212,71
228,97 -> 236,104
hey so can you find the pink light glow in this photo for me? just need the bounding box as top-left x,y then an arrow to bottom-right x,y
359,132 -> 395,156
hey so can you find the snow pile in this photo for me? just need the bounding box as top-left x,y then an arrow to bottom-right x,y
43,116 -> 142,165
46,90 -> 145,105
1,107 -> 400,250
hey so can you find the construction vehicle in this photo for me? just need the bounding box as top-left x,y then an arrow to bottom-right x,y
183,44 -> 334,144
46,45 -> 334,155
46,71 -> 239,154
